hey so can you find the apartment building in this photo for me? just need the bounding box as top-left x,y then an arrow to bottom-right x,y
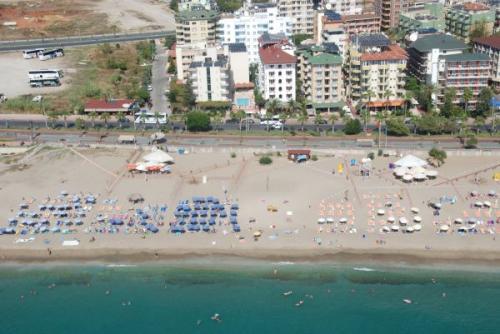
257,36 -> 297,102
445,2 -> 496,43
323,0 -> 364,15
189,54 -> 232,102
178,0 -> 216,11
314,10 -> 381,55
407,33 -> 490,108
399,3 -> 445,35
374,0 -> 402,31
175,6 -> 219,46
217,3 -> 293,63
346,34 -> 407,111
175,43 -> 225,81
473,35 -> 500,88
438,53 -> 491,108
297,44 -> 344,112
277,0 -> 316,35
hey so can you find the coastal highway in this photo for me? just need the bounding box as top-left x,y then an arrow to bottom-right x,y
0,31 -> 174,52
1,129 -> 499,151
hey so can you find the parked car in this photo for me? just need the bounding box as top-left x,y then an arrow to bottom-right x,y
32,95 -> 43,103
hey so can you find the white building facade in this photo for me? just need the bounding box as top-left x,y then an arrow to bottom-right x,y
189,55 -> 232,102
276,0 -> 315,35
217,4 -> 293,63
258,44 -> 297,102
323,0 -> 364,15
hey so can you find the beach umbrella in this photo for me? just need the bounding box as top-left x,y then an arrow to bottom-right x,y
458,226 -> 468,233
199,218 -> 207,225
38,205 -> 47,211
406,226 -> 414,233
203,225 -> 210,232
230,217 -> 238,225
470,190 -> 479,197
377,209 -> 385,216
413,173 -> 427,181
213,198 -> 220,204
231,204 -> 239,210
433,202 -> 442,210
326,217 -> 334,224
182,204 -> 191,212
402,174 -> 413,182
190,217 -> 198,224
220,211 -> 227,218
399,217 -> 408,226
413,224 -> 422,231
382,226 -> 390,233
191,211 -> 199,217
413,216 -> 422,223
454,218 -> 463,224
200,210 -> 208,217
439,225 -> 449,232
128,193 -> 144,204
253,231 -> 262,237
207,196 -> 214,203
19,203 -> 29,209
387,216 -> 395,223
474,201 -> 483,208
426,170 -> 438,178
339,217 -> 348,224
209,218 -> 216,226
483,201 -> 491,208
230,210 -> 238,217
194,204 -> 202,211
467,218 -> 477,224
411,207 -> 419,214
391,225 -> 400,231
488,190 -> 496,197
233,224 -> 241,232
210,211 -> 218,217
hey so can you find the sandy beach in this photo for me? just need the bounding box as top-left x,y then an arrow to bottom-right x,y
0,143 -> 499,264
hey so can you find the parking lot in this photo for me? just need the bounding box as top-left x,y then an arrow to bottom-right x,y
0,51 -> 72,99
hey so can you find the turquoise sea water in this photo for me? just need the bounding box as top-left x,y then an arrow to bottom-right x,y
0,260 -> 500,334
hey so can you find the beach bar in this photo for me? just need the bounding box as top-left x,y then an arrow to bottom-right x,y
287,149 -> 311,162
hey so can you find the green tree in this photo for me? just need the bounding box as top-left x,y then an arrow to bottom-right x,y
441,87 -> 456,118
234,109 -> 246,133
297,112 -> 308,132
259,155 -> 273,165
186,111 -> 211,132
249,64 -> 258,84
474,87 -> 493,118
89,111 -> 98,128
314,113 -> 324,132
343,119 -> 362,135
470,20 -> 488,39
403,90 -> 413,119
100,112 -> 110,129
386,117 -> 410,136
169,0 -> 178,11
383,89 -> 393,114
292,34 -> 312,45
405,77 -> 420,92
116,111 -> 126,129
428,147 -> 447,165
75,118 -> 86,130
464,135 -> 478,149
328,113 -> 338,134
266,99 -> 281,115
360,109 -> 370,132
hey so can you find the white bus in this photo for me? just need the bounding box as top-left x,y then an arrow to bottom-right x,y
134,111 -> 168,125
28,69 -> 63,81
38,48 -> 64,61
23,48 -> 45,59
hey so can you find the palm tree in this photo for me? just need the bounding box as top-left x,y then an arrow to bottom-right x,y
463,88 -> 473,115
297,112 -> 308,132
266,99 -> 280,116
383,89 -> 393,115
234,109 -> 246,133
287,100 -> 299,117
89,111 -> 98,129
116,111 -> 125,129
360,109 -> 370,133
375,111 -> 384,149
403,91 -> 413,119
100,113 -> 110,129
154,111 -> 161,129
48,112 -> 59,129
328,113 -> 338,134
314,113 -> 324,132
279,112 -> 288,134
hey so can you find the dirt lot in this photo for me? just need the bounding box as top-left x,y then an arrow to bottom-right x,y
0,51 -> 73,99
0,0 -> 175,39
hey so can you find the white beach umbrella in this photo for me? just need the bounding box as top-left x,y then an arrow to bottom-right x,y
326,217 -> 334,224
402,174 -> 413,182
454,218 -> 463,224
413,173 -> 427,181
382,226 -> 390,233
467,218 -> 477,224
413,216 -> 422,223
413,224 -> 422,231
317,218 -> 326,224
440,225 -> 449,232
391,225 -> 400,231
471,190 -> 479,197
458,226 -> 468,233
377,209 -> 385,216
387,216 -> 395,223
339,217 -> 348,224
411,207 -> 419,214
406,226 -> 414,233
483,201 -> 491,208
474,201 -> 483,208
433,202 -> 442,209
399,217 -> 408,226
488,190 -> 496,197
426,170 -> 438,178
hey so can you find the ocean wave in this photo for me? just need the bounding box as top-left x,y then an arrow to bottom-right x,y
273,261 -> 295,266
106,264 -> 138,268
353,267 -> 376,272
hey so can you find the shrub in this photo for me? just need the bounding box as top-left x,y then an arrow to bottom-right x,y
259,156 -> 273,165
186,111 -> 211,132
464,135 -> 478,149
311,155 -> 318,161
343,119 -> 362,135
429,147 -> 447,164
367,152 -> 375,160
378,149 -> 383,156
276,151 -> 282,157
75,118 -> 86,130
230,152 -> 237,158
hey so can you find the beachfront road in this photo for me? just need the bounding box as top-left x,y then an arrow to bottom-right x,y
1,128 -> 499,150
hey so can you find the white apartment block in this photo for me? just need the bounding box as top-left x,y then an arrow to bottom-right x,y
189,54 -> 232,102
258,44 -> 297,102
323,0 -> 364,15
473,36 -> 500,88
277,0 -> 315,35
175,43 -> 225,82
217,3 -> 293,63
178,0 -> 215,11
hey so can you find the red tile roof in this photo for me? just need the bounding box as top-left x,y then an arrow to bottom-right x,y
473,36 -> 500,50
367,99 -> 405,108
360,44 -> 408,62
259,45 -> 296,65
84,99 -> 135,111
463,2 -> 489,11
234,82 -> 255,89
